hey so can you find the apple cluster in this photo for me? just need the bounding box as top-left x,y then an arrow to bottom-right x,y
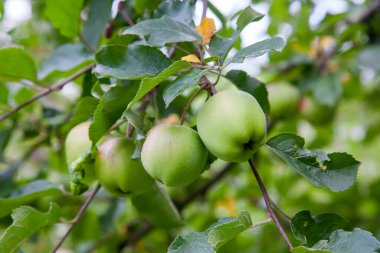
65,89 -> 267,196
65,82 -> 335,196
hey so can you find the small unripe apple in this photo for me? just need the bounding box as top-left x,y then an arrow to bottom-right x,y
267,82 -> 301,119
141,124 -> 208,187
65,121 -> 92,164
197,90 -> 266,162
95,137 -> 155,196
299,96 -> 335,125
65,121 -> 96,182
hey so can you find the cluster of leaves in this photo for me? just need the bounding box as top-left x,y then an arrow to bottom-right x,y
0,0 -> 380,252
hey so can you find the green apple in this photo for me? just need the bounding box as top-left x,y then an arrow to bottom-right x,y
267,82 -> 301,119
65,121 -> 96,182
197,90 -> 266,162
299,96 -> 335,125
95,137 -> 155,196
65,121 -> 92,164
141,124 -> 208,187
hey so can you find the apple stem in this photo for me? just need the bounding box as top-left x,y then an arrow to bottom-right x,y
180,83 -> 207,125
248,158 -> 293,249
52,183 -> 101,253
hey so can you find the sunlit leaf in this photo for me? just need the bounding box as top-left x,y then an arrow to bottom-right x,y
266,133 -> 360,192
0,203 -> 60,253
122,16 -> 202,47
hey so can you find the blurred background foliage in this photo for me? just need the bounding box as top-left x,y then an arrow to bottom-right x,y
0,0 -> 379,252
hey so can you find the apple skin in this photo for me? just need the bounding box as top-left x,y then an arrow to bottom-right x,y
95,137 -> 155,196
197,90 -> 267,162
141,124 -> 208,187
300,97 -> 335,125
267,82 -> 301,120
65,121 -> 92,164
65,121 -> 96,182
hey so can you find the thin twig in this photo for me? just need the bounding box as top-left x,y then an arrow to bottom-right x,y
353,0 -> 380,23
0,134 -> 48,181
175,162 -> 236,211
52,183 -> 101,253
180,83 -> 207,125
118,2 -> 134,26
200,76 -> 217,95
202,0 -> 208,20
0,64 -> 94,122
250,218 -> 273,229
248,159 -> 293,249
270,200 -> 291,221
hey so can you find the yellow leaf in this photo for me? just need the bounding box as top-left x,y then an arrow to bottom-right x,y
215,197 -> 237,216
181,54 -> 201,63
195,17 -> 216,44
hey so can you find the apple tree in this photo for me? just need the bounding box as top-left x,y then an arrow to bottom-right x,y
0,0 -> 380,252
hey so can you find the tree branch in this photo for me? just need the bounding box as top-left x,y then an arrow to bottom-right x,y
248,159 -> 293,249
180,83 -> 207,125
202,0 -> 208,20
0,64 -> 94,122
176,162 -> 236,210
52,183 -> 101,253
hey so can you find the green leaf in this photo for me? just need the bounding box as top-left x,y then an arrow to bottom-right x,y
312,229 -> 380,253
225,70 -> 269,113
68,150 -> 95,195
122,16 -> 202,47
163,69 -> 208,107
291,246 -> 332,253
315,229 -> 380,252
209,34 -> 236,65
312,73 -> 342,107
168,232 -> 215,253
0,127 -> 12,162
94,45 -> 172,80
153,0 -> 196,25
39,43 -> 93,80
236,6 -> 264,31
0,202 -> 60,253
122,110 -> 145,131
82,0 -> 112,49
134,0 -> 161,14
209,7 -> 265,65
227,37 -> 285,65
132,183 -> 182,229
0,180 -> 62,218
45,0 -> 84,37
128,60 -> 191,109
168,211 -> 253,253
0,47 -> 37,81
205,211 -> 252,249
265,133 -> 360,192
63,97 -> 99,133
291,210 -> 353,247
0,83 -> 8,104
89,85 -> 138,144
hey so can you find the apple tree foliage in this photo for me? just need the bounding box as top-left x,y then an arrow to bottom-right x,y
0,0 -> 380,252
